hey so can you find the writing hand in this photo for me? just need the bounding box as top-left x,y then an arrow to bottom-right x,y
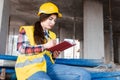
43,40 -> 56,49
52,51 -> 61,58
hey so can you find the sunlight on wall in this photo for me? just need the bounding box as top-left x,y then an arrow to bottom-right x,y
64,39 -> 80,59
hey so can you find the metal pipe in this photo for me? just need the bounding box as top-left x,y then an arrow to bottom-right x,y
108,0 -> 114,62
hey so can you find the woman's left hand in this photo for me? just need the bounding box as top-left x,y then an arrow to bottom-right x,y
52,51 -> 60,58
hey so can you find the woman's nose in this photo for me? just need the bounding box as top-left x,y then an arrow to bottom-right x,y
51,20 -> 55,25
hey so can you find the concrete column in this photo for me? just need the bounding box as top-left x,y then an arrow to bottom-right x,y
104,32 -> 111,63
0,0 -> 10,54
118,36 -> 120,63
0,0 -> 4,31
114,35 -> 120,63
83,0 -> 105,59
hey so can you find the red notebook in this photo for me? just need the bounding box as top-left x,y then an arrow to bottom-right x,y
47,41 -> 76,52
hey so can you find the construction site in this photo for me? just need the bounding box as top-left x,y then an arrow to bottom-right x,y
0,0 -> 120,80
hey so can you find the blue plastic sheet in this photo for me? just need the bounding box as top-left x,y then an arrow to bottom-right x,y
0,67 -> 15,73
91,71 -> 120,80
55,58 -> 104,67
93,77 -> 120,80
1,55 -> 120,80
0,54 -> 17,61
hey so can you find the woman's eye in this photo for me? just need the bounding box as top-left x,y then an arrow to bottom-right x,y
49,17 -> 53,20
48,16 -> 57,22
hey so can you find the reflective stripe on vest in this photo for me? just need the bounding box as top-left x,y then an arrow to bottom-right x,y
15,57 -> 45,68
15,53 -> 46,80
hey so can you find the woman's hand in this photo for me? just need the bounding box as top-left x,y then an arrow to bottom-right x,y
52,51 -> 61,58
43,40 -> 60,58
43,40 -> 56,49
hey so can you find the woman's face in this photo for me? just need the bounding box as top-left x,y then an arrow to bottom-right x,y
41,14 -> 57,30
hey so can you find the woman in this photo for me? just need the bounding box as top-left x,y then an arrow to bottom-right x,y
15,2 -> 91,80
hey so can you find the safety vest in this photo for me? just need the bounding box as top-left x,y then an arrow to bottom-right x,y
15,26 -> 56,80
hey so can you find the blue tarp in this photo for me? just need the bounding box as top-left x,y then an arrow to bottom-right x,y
0,67 -> 15,73
91,71 -> 120,80
0,54 -> 17,61
0,54 -> 120,80
55,58 -> 104,67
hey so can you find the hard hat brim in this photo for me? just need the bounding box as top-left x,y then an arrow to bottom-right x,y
37,12 -> 62,18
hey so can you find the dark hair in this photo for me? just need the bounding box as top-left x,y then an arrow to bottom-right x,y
34,13 -> 58,44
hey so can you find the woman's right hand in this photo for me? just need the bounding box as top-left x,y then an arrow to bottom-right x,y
43,40 -> 56,49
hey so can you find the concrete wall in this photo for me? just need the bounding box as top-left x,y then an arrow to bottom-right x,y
0,0 -> 10,54
83,0 -> 105,59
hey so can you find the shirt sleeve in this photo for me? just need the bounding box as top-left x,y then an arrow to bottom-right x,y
17,28 -> 44,54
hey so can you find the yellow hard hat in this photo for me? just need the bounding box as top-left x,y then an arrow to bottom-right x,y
37,2 -> 62,17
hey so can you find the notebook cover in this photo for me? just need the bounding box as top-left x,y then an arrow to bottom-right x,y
47,41 -> 76,52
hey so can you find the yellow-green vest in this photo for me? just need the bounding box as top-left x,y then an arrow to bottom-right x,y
15,26 -> 56,80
